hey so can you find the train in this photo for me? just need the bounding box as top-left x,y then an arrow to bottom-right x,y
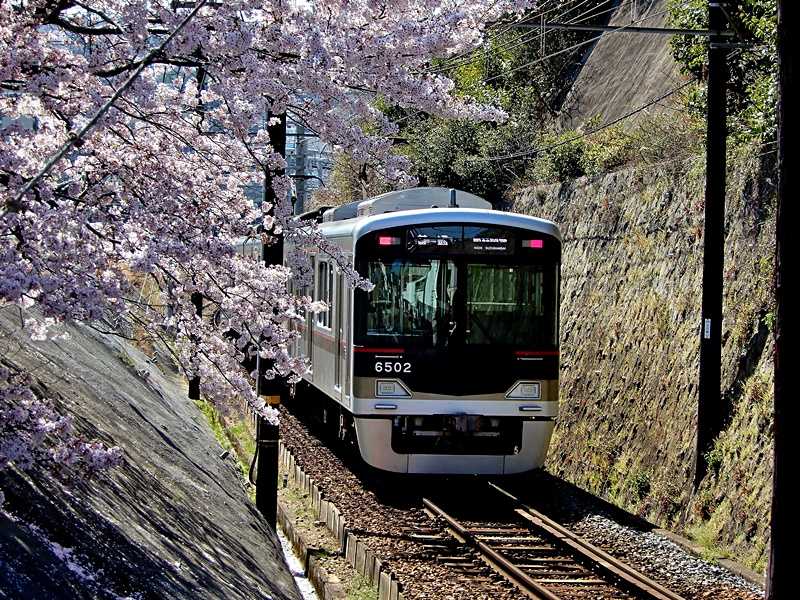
245,187 -> 562,474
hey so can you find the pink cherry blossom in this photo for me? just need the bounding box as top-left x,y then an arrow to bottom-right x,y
1,0 -> 536,496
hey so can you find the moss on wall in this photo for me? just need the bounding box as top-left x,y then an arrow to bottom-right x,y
513,150 -> 775,572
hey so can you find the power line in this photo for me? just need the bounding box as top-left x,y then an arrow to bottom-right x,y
422,8 -> 547,75
482,5 -> 675,85
514,22 -> 736,36
468,79 -> 696,163
489,1 -> 627,66
397,1 -> 690,134
430,0 -> 623,76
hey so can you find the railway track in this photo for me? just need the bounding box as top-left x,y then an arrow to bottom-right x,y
420,482 -> 687,600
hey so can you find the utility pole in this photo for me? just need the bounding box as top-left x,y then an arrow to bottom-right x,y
187,291 -> 203,400
695,0 -> 729,486
767,2 -> 794,597
261,112 -> 287,266
254,110 -> 286,528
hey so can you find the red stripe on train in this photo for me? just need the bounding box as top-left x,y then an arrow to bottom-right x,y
353,347 -> 405,354
514,350 -> 560,357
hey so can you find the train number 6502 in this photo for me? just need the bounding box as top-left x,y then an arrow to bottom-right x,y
374,361 -> 411,374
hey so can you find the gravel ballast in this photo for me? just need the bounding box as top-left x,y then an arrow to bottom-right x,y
279,400 -> 764,600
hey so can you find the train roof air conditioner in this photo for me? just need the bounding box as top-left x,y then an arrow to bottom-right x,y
322,187 -> 491,223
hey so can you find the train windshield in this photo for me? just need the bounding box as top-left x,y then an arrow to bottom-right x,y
361,258 -> 557,347
356,223 -> 560,348
465,263 -> 553,346
366,259 -> 458,347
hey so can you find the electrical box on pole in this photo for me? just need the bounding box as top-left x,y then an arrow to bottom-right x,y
695,0 -> 730,487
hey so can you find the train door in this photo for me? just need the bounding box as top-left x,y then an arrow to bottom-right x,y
335,270 -> 344,391
343,258 -> 352,405
307,255 -> 315,380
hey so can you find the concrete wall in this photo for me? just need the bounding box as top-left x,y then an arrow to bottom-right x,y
559,0 -> 684,130
0,313 -> 302,600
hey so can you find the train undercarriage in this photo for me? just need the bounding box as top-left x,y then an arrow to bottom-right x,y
289,381 -> 554,475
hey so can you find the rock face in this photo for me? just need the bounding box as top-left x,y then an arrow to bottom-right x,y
513,155 -> 775,572
0,312 -> 301,600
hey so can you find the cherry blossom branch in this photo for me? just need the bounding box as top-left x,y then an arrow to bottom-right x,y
9,0 -> 209,208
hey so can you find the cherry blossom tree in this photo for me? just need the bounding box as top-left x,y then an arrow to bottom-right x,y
0,0 -> 535,493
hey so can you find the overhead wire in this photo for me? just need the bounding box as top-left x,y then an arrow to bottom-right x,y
467,79 -> 697,163
482,3 -> 676,85
395,1 -> 637,128
428,0 -> 617,76
395,0 -> 694,147
423,1 -> 563,75
474,0 -> 626,75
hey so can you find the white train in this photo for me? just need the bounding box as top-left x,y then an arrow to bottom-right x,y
255,187 -> 561,474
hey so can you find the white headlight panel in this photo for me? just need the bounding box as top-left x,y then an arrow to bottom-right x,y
505,381 -> 541,399
376,379 -> 411,398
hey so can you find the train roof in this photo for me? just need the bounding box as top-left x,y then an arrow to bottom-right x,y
317,207 -> 561,242
322,187 -> 490,222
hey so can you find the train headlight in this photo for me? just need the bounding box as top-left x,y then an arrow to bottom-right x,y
376,379 -> 411,398
505,381 -> 541,399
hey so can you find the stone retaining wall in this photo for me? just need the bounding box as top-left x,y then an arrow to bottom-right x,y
513,155 -> 775,571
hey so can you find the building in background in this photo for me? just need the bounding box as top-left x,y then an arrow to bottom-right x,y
242,114 -> 334,213
286,117 -> 333,214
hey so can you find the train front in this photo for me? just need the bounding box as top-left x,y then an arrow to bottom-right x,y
351,213 -> 561,474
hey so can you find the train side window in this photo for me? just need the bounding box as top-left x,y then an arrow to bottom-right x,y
307,255 -> 315,297
329,264 -> 335,324
317,261 -> 332,328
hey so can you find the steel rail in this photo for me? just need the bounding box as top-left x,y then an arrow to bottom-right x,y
422,498 -> 561,600
488,482 -> 687,600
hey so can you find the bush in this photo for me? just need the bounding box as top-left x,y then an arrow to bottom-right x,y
580,123 -> 636,176
526,133 -> 585,182
526,124 -> 634,184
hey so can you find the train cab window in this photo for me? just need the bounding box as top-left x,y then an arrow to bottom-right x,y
465,263 -> 557,346
365,259 -> 457,346
316,261 -> 333,328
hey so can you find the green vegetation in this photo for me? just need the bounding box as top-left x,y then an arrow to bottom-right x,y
375,2 -> 737,200
195,400 -> 233,452
279,474 -> 318,524
329,1 -> 618,204
687,502 -> 736,563
345,574 -> 378,600
667,0 -> 777,143
607,451 -> 653,511
360,1 -> 773,199
399,26 -> 591,203
194,399 -> 255,483
686,366 -> 773,571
